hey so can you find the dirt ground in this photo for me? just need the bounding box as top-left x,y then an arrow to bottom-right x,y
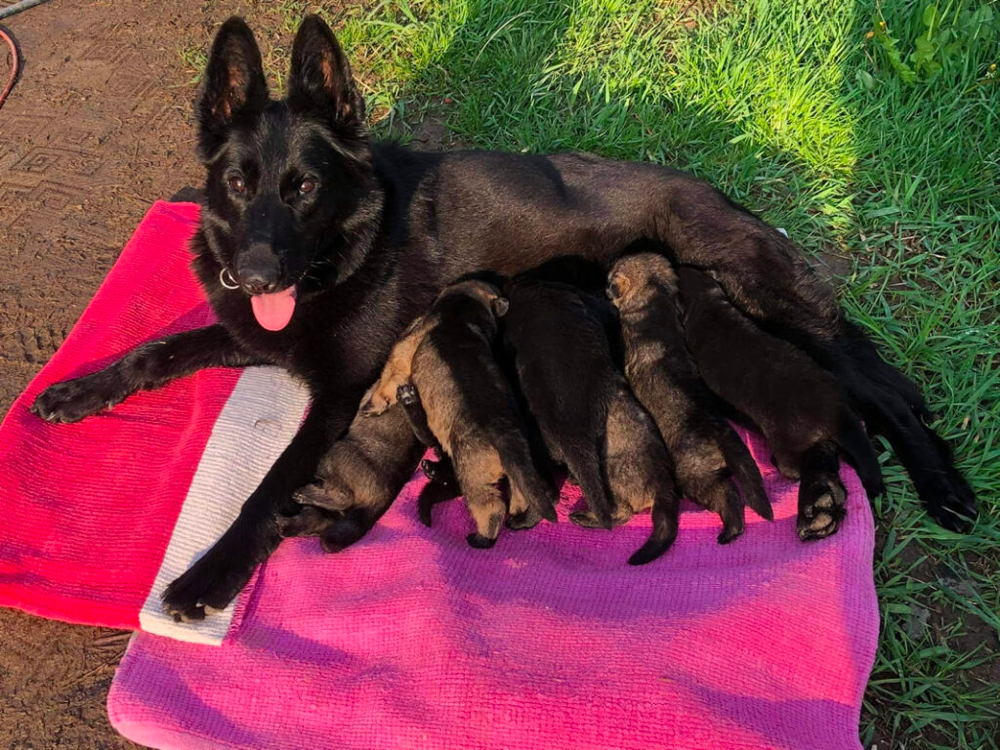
0,1 -> 239,747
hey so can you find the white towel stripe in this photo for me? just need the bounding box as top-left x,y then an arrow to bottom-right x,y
137,366 -> 311,645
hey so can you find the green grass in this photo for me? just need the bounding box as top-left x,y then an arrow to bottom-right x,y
195,1 -> 1000,746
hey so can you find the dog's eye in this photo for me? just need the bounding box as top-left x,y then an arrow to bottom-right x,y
228,175 -> 246,194
298,178 -> 316,195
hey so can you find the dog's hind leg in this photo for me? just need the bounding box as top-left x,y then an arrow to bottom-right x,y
31,324 -> 263,423
420,456 -> 457,486
713,483 -> 746,545
506,480 -> 544,530
768,318 -> 974,531
495,433 -> 559,524
398,384 -> 439,447
319,501 -> 396,554
797,441 -> 847,541
717,425 -> 772,521
417,477 -> 460,527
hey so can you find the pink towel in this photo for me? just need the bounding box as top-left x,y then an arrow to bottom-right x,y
0,202 -> 880,748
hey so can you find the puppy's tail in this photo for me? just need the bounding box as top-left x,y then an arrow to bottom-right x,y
496,434 -> 559,523
836,406 -> 885,498
628,488 -> 680,565
717,424 -> 773,521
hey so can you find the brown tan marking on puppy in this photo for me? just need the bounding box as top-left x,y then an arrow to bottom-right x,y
608,253 -> 772,543
504,276 -> 681,563
282,401 -> 424,551
676,267 -> 884,540
362,279 -> 558,546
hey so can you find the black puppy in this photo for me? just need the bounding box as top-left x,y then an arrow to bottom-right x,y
608,254 -> 772,543
504,276 -> 682,563
360,279 -> 558,547
677,267 -> 884,539
29,16 -> 972,619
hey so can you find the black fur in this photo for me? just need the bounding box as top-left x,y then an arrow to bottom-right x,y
27,15 -> 973,618
676,267 -> 884,540
608,254 -> 772,543
503,277 -> 681,562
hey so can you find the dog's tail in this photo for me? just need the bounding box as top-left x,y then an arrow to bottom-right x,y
835,406 -> 885,499
496,433 -> 559,523
717,423 -> 773,521
628,487 -> 681,565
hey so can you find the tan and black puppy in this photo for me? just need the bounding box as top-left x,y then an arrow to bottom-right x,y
676,267 -> 884,540
360,279 -> 558,547
608,254 -> 772,543
281,402 -> 425,551
504,275 -> 682,564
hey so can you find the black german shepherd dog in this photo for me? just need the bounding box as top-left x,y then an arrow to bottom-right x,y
29,16 -> 976,620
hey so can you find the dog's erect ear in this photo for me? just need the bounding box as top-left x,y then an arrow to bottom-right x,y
491,297 -> 510,319
287,15 -> 365,129
197,17 -> 269,161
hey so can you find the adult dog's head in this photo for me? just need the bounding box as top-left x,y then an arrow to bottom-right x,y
196,16 -> 375,331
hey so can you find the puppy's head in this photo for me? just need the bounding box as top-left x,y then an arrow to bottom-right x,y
607,253 -> 677,311
196,16 -> 374,330
439,279 -> 510,321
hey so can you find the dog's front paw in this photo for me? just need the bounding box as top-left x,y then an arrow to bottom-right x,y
161,546 -> 255,623
30,373 -> 123,423
797,477 -> 846,541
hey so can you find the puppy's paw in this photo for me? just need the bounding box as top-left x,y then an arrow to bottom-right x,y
359,382 -> 394,417
797,478 -> 846,541
319,511 -> 371,554
716,526 -> 744,545
421,458 -> 454,487
30,374 -> 122,423
276,505 -> 336,538
506,507 -> 542,531
466,532 -> 498,549
569,510 -> 612,529
292,482 -> 353,513
396,383 -> 419,407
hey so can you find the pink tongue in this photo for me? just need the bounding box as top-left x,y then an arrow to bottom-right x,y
250,286 -> 297,331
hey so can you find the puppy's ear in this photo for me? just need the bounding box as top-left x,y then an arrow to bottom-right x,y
287,15 -> 365,130
606,272 -> 630,303
197,17 -> 269,161
491,297 -> 510,319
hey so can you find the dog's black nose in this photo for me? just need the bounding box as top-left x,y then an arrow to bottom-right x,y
236,260 -> 281,295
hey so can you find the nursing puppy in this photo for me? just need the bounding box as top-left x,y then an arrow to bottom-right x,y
396,383 -> 461,527
281,401 -> 424,553
504,276 -> 681,563
361,279 -> 558,547
676,267 -> 884,540
608,254 -> 772,543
